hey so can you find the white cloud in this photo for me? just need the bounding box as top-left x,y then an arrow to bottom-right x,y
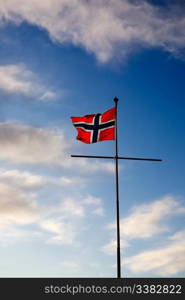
0,121 -> 114,173
0,0 -> 185,62
0,169 -> 46,189
126,230 -> 185,276
40,219 -> 78,245
0,182 -> 39,229
33,194 -> 105,245
0,181 -> 81,245
59,197 -> 85,217
58,176 -> 86,187
39,91 -> 56,101
0,226 -> 40,246
102,195 -> 185,275
109,195 -> 185,239
83,195 -> 104,216
83,195 -> 101,206
0,122 -> 67,165
53,194 -> 104,219
0,174 -> 104,246
0,169 -> 85,189
0,64 -> 56,100
102,239 -> 129,256
169,230 -> 185,241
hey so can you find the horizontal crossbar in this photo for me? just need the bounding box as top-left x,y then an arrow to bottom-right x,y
71,155 -> 162,162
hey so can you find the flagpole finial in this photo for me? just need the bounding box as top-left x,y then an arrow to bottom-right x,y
114,97 -> 119,103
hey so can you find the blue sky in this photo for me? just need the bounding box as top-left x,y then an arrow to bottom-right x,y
0,0 -> 185,277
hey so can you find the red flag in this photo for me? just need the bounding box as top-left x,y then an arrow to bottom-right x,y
71,107 -> 115,144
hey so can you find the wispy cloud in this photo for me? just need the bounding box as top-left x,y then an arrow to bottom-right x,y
102,239 -> 129,256
40,218 -> 79,245
0,121 -> 114,173
120,196 -> 185,239
107,195 -> 185,240
0,0 -> 185,62
0,64 -> 56,100
83,195 -> 104,216
0,169 -> 85,189
0,226 -> 40,246
0,182 -> 40,229
125,230 -> 185,276
0,176 -> 105,246
102,195 -> 185,275
40,193 -> 105,244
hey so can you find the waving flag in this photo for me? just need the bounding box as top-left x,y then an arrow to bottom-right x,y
71,107 -> 115,144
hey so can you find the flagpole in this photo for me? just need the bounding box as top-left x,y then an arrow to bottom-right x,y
71,98 -> 162,278
114,97 -> 121,278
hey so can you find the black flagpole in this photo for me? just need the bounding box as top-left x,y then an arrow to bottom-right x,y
114,97 -> 121,278
71,97 -> 163,278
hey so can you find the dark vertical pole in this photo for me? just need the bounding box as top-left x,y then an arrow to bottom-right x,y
114,97 -> 121,278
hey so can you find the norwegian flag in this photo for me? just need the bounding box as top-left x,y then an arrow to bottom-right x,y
71,107 -> 115,144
